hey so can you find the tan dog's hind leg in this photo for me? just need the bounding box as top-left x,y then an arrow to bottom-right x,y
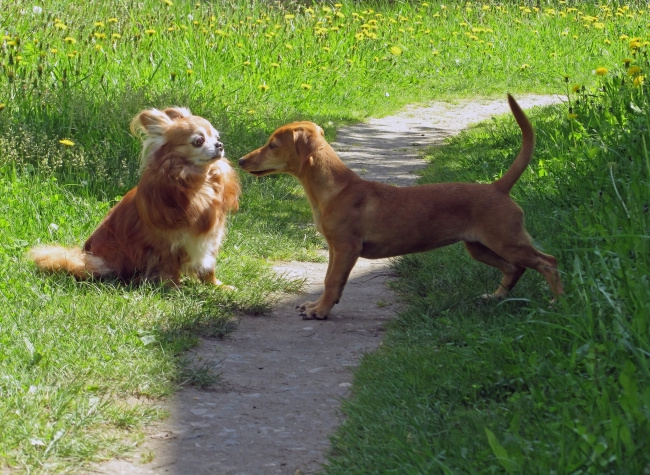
464,241 -> 526,298
466,239 -> 563,301
299,244 -> 360,320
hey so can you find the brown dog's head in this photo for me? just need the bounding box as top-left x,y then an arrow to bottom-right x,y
131,107 -> 225,172
238,121 -> 324,177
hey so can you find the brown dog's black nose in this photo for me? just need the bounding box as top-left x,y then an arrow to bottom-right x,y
238,157 -> 246,167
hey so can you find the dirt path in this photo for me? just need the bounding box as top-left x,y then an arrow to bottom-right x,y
97,94 -> 563,475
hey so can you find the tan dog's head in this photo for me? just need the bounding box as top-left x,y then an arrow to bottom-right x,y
238,121 -> 325,177
131,107 -> 225,172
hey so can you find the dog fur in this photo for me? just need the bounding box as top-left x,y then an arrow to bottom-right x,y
29,107 -> 240,287
239,94 -> 563,319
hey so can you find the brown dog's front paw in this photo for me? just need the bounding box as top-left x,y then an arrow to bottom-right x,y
214,279 -> 237,291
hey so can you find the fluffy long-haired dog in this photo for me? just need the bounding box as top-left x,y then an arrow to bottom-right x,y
29,107 -> 240,287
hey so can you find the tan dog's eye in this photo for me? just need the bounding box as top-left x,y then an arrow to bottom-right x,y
192,136 -> 205,147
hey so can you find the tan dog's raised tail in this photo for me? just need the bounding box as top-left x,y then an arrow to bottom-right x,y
239,95 -> 563,319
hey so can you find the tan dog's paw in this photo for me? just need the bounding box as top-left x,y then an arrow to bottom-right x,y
297,300 -> 329,320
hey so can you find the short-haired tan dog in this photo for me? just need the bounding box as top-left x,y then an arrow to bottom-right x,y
239,95 -> 563,319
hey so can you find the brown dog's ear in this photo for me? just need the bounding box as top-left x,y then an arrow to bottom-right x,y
130,109 -> 174,137
293,123 -> 324,170
163,107 -> 192,120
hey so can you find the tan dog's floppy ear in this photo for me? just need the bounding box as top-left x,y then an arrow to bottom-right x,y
294,123 -> 324,171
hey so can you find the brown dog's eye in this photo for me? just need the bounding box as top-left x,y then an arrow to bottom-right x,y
268,142 -> 277,149
192,136 -> 205,147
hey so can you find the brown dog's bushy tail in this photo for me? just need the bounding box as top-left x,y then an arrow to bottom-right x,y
28,245 -> 109,279
492,94 -> 536,195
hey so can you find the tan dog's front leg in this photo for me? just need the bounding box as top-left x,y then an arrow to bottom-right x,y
299,244 -> 360,320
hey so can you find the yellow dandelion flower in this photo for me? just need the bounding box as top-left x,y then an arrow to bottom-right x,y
50,48 -> 58,53
629,38 -> 642,49
284,14 -> 295,20
389,46 -> 402,55
108,18 -> 118,23
628,66 -> 642,76
622,58 -> 633,66
112,33 -> 121,39
186,69 -> 193,75
163,0 -> 173,5
634,75 -> 645,86
300,83 -> 312,90
55,22 -> 67,30
94,32 -> 106,39
59,139 -> 74,146
94,21 -> 105,28
571,84 -> 581,92
145,29 -> 157,35
595,67 -> 608,76
64,37 -> 76,44
0,103 -> 5,111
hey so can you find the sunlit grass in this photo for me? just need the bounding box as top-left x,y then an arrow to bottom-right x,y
2,1 -> 648,183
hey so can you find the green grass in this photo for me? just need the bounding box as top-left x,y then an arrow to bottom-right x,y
1,0 -> 649,472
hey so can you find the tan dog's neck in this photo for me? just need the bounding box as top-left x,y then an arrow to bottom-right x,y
297,142 -> 360,229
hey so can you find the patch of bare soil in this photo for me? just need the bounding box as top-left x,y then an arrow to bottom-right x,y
95,95 -> 563,475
